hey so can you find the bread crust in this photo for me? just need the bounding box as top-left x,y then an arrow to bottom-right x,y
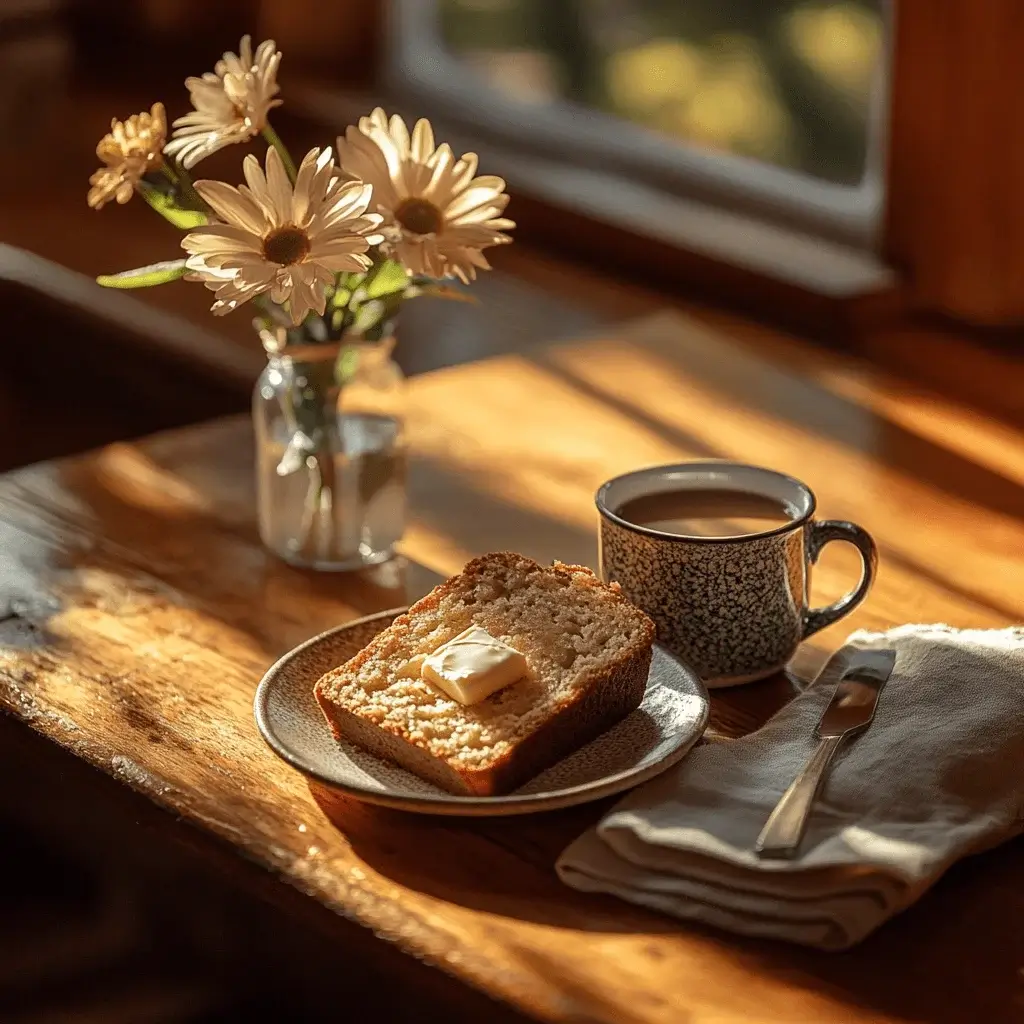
314,552 -> 655,796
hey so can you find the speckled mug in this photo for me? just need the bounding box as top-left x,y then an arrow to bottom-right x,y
597,463 -> 877,687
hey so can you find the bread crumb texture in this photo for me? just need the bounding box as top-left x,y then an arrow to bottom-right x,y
316,552 -> 654,768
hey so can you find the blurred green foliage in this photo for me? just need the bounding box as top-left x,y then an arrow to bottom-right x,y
440,0 -> 885,185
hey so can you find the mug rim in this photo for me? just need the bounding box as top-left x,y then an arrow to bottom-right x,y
595,460 -> 817,544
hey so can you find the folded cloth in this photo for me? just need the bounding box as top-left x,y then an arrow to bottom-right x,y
557,625 -> 1024,949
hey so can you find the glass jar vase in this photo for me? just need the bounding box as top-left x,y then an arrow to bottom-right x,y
253,337 -> 407,571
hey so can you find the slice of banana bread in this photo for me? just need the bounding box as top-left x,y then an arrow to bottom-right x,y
314,552 -> 655,796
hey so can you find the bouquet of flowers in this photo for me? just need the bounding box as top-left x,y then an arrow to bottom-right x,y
89,34 -> 513,338
88,35 -> 514,569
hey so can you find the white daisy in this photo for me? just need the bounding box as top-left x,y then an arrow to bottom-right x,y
336,108 -> 513,283
181,146 -> 383,324
165,35 -> 282,170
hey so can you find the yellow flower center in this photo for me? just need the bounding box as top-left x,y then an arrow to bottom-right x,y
395,197 -> 444,236
262,226 -> 310,266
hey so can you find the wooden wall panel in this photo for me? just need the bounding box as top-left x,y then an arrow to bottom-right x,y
886,0 -> 1024,324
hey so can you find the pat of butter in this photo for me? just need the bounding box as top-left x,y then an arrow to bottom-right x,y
420,625 -> 529,705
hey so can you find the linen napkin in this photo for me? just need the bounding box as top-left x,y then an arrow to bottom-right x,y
557,625 -> 1024,949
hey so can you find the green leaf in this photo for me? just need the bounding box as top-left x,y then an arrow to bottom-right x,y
334,343 -> 361,386
364,259 -> 410,299
137,181 -> 208,229
351,298 -> 385,335
330,287 -> 352,309
406,282 -> 479,304
96,259 -> 188,289
356,291 -> 405,341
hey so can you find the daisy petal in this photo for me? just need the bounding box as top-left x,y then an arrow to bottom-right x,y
411,118 -> 435,163
389,113 -> 411,156
450,152 -> 479,192
316,252 -> 372,273
443,183 -> 509,222
292,147 -> 330,225
264,147 -> 293,222
194,180 -> 260,229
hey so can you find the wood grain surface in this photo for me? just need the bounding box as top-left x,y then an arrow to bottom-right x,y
1,311 -> 1022,1023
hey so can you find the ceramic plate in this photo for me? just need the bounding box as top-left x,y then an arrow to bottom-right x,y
254,608 -> 710,816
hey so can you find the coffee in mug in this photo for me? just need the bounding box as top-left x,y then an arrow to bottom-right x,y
596,462 -> 877,686
614,488 -> 795,539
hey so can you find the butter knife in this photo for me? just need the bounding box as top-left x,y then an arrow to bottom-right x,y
754,648 -> 896,859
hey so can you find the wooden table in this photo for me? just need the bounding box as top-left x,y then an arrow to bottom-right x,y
1,311 -> 1022,1023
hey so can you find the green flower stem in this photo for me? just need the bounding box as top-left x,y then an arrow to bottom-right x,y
136,181 -> 198,229
262,121 -> 298,183
286,357 -> 336,559
174,163 -> 208,214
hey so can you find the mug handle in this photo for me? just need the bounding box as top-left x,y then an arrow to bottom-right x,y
802,520 -> 878,639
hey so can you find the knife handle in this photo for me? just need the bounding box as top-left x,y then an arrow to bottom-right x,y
755,734 -> 844,859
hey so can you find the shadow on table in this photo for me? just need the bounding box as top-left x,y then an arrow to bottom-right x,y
410,456 -> 599,568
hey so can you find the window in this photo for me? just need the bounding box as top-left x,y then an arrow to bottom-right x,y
388,1 -> 891,254
437,0 -> 884,186
375,1 -> 1024,323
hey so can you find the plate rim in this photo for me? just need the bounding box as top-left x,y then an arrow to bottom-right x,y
254,607 -> 710,816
